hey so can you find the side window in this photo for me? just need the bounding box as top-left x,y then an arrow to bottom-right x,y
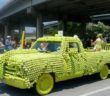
69,42 -> 78,48
69,42 -> 79,52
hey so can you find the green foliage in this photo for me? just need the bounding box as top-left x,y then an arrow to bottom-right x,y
58,21 -> 84,38
67,22 -> 82,36
45,21 -> 85,38
46,27 -> 58,36
45,21 -> 110,41
86,22 -> 110,39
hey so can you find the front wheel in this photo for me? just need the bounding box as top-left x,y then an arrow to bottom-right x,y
100,65 -> 109,80
36,73 -> 54,95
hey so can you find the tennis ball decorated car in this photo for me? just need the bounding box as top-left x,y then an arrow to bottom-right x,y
0,35 -> 110,95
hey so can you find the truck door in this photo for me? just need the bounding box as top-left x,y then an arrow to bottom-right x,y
68,42 -> 85,77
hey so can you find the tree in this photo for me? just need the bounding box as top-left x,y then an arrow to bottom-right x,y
86,22 -> 110,40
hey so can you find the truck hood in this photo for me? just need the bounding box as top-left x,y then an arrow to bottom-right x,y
8,52 -> 58,63
0,49 -> 63,81
6,50 -> 62,81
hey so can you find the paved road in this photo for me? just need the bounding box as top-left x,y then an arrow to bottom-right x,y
0,75 -> 110,96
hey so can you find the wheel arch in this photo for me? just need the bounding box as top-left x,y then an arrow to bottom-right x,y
50,72 -> 56,82
105,63 -> 110,69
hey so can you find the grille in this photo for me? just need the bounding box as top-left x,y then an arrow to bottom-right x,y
5,64 -> 21,77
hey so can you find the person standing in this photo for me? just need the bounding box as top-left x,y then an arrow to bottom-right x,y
11,37 -> 17,49
0,38 -> 5,53
5,36 -> 13,51
93,34 -> 104,51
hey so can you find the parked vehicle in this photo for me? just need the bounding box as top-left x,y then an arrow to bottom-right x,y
0,35 -> 110,95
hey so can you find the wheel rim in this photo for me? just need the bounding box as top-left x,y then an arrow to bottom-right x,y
100,65 -> 108,80
36,74 -> 54,95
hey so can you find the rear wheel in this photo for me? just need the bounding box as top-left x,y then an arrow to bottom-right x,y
36,73 -> 54,95
100,65 -> 109,80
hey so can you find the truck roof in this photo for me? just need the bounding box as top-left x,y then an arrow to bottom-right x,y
37,36 -> 81,42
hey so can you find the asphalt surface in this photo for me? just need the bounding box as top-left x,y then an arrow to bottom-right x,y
0,74 -> 110,96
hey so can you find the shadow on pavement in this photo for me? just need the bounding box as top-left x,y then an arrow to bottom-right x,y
52,74 -> 110,93
0,74 -> 110,96
0,83 -> 37,96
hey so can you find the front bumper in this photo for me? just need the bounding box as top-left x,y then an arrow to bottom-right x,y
3,74 -> 32,89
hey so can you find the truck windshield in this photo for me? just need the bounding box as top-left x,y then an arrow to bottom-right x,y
34,42 -> 61,52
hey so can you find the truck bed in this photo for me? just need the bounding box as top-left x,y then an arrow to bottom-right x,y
85,43 -> 110,52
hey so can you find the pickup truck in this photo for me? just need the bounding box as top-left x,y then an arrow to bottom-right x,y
0,35 -> 110,95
